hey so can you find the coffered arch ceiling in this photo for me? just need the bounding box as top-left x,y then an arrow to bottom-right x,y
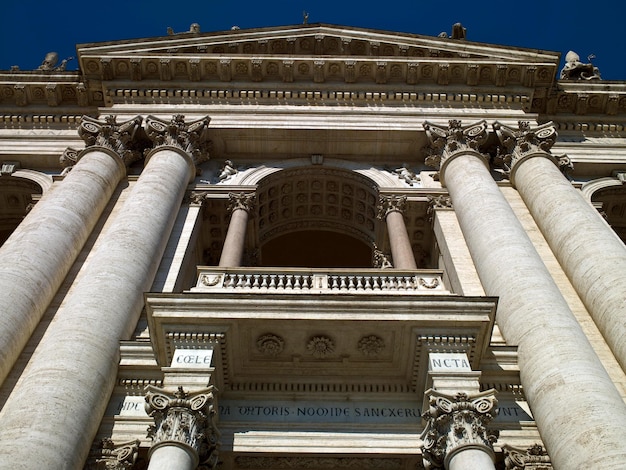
0,174 -> 43,246
254,167 -> 379,268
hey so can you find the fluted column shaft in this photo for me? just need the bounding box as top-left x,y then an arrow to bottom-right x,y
0,115 -> 210,470
0,115 -> 141,386
424,120 -> 626,469
377,195 -> 417,269
506,129 -> 626,372
218,192 -> 255,267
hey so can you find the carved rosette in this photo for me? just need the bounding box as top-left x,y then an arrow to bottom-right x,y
493,121 -> 558,185
144,114 -> 212,166
420,389 -> 498,470
85,438 -> 140,470
78,115 -> 143,166
376,194 -> 407,219
227,192 -> 256,214
256,334 -> 285,356
503,443 -> 552,470
422,120 -> 489,186
306,336 -> 335,358
358,335 -> 385,357
145,385 -> 220,469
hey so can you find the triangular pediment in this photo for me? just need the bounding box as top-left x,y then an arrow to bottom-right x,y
78,23 -> 557,63
76,24 -> 560,87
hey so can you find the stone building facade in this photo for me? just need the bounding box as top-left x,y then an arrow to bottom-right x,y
0,23 -> 625,470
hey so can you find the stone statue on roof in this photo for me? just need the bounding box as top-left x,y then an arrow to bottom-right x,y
37,52 -> 73,72
560,51 -> 601,80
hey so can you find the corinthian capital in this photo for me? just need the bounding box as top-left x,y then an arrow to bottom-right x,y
145,385 -> 220,469
420,389 -> 498,470
376,194 -> 407,219
78,115 -> 143,165
227,192 -> 256,214
423,120 -> 489,186
493,121 -> 558,181
145,114 -> 211,165
503,443 -> 552,470
85,438 -> 140,470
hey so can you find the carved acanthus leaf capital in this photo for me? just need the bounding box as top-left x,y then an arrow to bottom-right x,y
145,385 -> 220,469
420,389 -> 498,470
145,114 -> 212,166
78,115 -> 143,165
376,194 -> 407,219
423,120 -> 489,186
493,121 -> 558,181
423,120 -> 489,168
503,443 -> 552,470
227,192 -> 256,214
85,438 -> 140,470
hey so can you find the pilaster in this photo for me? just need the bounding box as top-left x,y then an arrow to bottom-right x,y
503,444 -> 552,470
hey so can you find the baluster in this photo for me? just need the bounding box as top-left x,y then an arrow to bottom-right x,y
347,276 -> 356,290
339,276 -> 348,290
244,274 -> 253,288
236,274 -> 245,288
260,274 -> 269,288
269,274 -> 277,289
356,276 -> 364,290
277,275 -> 286,289
252,274 -> 261,288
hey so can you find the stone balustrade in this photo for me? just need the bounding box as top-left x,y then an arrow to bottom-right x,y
191,267 -> 448,294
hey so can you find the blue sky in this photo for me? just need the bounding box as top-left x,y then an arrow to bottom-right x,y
1,0 -> 625,80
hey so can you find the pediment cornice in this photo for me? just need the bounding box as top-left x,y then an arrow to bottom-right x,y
77,24 -> 559,63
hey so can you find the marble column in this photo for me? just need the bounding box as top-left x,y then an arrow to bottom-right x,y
424,119 -> 626,469
144,386 -> 219,470
376,195 -> 417,269
0,115 -> 211,470
495,120 -> 626,372
218,192 -> 255,267
0,115 -> 141,386
421,389 -> 498,470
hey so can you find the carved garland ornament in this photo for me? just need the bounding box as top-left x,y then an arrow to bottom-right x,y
420,389 -> 498,470
145,385 -> 220,469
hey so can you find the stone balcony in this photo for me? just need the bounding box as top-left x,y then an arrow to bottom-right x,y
190,267 -> 449,295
